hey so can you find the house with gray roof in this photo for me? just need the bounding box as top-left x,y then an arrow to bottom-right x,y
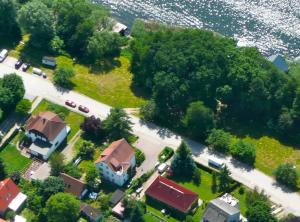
201,194 -> 241,222
268,54 -> 289,73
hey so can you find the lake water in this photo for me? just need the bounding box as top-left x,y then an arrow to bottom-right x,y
95,0 -> 300,58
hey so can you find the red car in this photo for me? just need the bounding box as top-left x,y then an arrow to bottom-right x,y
65,100 -> 76,108
78,105 -> 89,113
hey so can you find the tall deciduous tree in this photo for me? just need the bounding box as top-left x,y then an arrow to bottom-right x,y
0,0 -> 20,35
18,0 -> 55,47
183,101 -> 215,140
80,115 -> 102,136
49,153 -> 65,176
39,176 -> 65,202
103,107 -> 133,141
45,193 -> 80,222
170,141 -> 196,178
79,141 -> 95,160
53,66 -> 75,88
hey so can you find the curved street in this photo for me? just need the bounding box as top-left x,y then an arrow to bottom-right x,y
0,59 -> 299,216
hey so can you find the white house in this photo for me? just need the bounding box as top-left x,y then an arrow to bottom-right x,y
95,138 -> 136,186
25,111 -> 68,160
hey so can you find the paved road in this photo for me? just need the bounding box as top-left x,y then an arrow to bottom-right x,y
0,59 -> 300,216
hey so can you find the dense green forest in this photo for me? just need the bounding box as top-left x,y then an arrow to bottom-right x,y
130,21 -> 300,143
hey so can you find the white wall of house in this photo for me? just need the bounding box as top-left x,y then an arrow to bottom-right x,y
25,126 -> 68,160
96,156 -> 136,186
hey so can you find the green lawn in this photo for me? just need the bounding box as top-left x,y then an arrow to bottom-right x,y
0,144 -> 32,174
32,99 -> 84,141
245,136 -> 300,186
56,55 -> 146,108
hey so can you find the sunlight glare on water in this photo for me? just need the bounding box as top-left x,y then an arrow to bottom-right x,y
95,0 -> 300,58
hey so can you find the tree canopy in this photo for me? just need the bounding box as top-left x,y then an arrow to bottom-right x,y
230,139 -> 256,166
0,0 -> 20,35
53,66 -> 75,88
130,21 -> 300,143
206,129 -> 232,153
45,193 -> 80,222
170,141 -> 196,177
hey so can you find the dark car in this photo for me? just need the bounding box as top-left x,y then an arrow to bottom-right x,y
15,60 -> 23,69
22,63 -> 31,72
78,105 -> 89,113
65,100 -> 76,108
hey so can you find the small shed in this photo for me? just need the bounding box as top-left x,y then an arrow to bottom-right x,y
109,189 -> 124,206
112,22 -> 128,36
268,54 -> 289,73
42,56 -> 56,68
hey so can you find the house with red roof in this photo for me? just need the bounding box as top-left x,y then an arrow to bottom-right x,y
95,138 -> 136,186
25,111 -> 68,160
145,176 -> 199,214
0,178 -> 27,216
60,173 -> 88,199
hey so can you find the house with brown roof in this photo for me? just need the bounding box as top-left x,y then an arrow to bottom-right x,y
145,176 -> 199,214
0,178 -> 27,216
80,203 -> 102,222
25,111 -> 68,160
95,138 -> 136,186
60,173 -> 88,199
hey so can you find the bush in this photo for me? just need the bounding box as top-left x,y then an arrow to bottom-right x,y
206,129 -> 232,153
273,163 -> 298,188
193,168 -> 201,185
53,66 -> 75,88
16,99 -> 31,115
159,146 -> 174,162
79,141 -> 95,160
230,139 -> 256,165
63,163 -> 82,179
135,148 -> 145,167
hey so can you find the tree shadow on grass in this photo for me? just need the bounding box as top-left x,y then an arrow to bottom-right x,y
77,57 -> 122,74
130,83 -> 151,100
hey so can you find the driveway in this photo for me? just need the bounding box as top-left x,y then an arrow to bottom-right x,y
0,58 -> 300,216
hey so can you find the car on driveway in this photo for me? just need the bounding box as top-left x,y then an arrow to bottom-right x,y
78,105 -> 89,113
65,100 -> 76,108
15,60 -> 23,69
22,63 -> 31,72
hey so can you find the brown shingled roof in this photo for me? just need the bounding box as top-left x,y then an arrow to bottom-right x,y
60,173 -> 86,198
26,111 -> 66,141
95,138 -> 135,172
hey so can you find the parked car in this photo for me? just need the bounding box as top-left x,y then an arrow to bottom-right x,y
15,60 -> 23,69
42,73 -> 47,78
32,67 -> 43,76
22,63 -> 31,72
0,49 -> 8,62
78,105 -> 89,113
208,157 -> 224,169
65,100 -> 76,108
157,163 -> 168,174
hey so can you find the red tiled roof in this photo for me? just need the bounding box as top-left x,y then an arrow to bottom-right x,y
60,173 -> 86,198
26,111 -> 66,141
95,138 -> 135,172
145,176 -> 198,213
0,219 -> 7,222
0,178 -> 20,213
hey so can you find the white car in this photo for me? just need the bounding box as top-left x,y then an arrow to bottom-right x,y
0,49 -> 8,62
157,163 -> 168,174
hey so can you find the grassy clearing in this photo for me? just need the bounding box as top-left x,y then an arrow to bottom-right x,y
0,144 -> 32,174
32,99 -> 84,141
7,35 -> 147,108
289,61 -> 300,79
245,136 -> 300,185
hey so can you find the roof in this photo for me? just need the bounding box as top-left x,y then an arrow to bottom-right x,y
42,56 -> 56,62
0,218 -> 7,222
109,189 -> 124,205
202,198 -> 240,222
0,178 -> 20,213
112,22 -> 128,33
14,215 -> 26,222
60,173 -> 87,198
8,192 -> 27,212
95,138 -> 135,173
145,176 -> 198,213
29,139 -> 51,156
26,111 -> 66,141
112,201 -> 124,218
268,54 -> 289,72
80,203 -> 102,220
